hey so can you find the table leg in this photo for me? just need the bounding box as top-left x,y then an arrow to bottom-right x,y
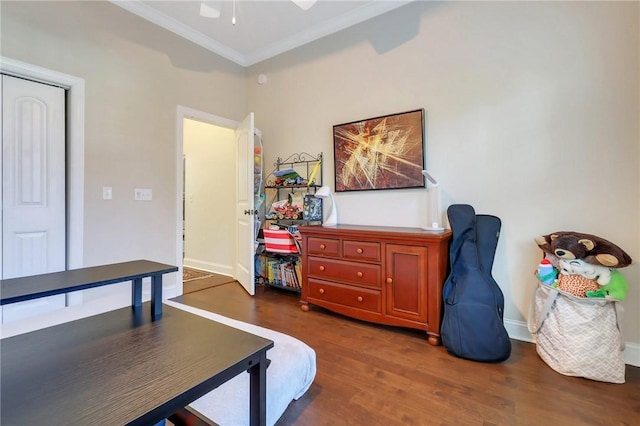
151,274 -> 163,320
248,352 -> 268,426
132,277 -> 142,309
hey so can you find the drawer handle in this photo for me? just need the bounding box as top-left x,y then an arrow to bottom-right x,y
356,248 -> 363,254
319,288 -> 325,294
357,296 -> 363,302
320,244 -> 326,250
319,265 -> 325,272
356,271 -> 363,278
386,277 -> 393,284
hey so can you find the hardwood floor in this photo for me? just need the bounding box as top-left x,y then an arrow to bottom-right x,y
172,281 -> 640,426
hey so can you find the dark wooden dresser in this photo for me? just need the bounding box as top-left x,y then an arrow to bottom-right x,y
299,225 -> 451,345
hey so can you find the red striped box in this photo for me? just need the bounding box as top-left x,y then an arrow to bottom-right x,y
263,229 -> 298,254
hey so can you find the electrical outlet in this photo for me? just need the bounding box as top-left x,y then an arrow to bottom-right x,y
134,188 -> 153,201
102,186 -> 112,200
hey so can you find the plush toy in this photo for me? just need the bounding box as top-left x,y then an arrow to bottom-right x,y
557,274 -> 600,297
558,258 -> 611,285
535,231 -> 632,268
541,253 -> 561,270
586,269 -> 629,300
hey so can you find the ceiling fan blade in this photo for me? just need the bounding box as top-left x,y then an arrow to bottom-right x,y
291,0 -> 317,11
200,1 -> 222,18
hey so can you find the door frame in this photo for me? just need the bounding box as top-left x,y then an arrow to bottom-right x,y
0,57 -> 84,284
174,105 -> 238,297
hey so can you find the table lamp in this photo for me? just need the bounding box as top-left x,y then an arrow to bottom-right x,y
315,185 -> 338,226
422,170 -> 444,232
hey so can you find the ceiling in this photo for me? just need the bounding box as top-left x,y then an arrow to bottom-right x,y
111,0 -> 414,67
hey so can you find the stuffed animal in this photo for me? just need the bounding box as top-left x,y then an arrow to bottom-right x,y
535,231 -> 632,268
557,274 -> 600,297
558,259 -> 611,285
586,269 -> 629,300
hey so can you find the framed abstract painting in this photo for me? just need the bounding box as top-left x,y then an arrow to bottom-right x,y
332,109 -> 425,192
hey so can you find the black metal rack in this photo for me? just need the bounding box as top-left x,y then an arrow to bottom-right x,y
264,152 -> 323,226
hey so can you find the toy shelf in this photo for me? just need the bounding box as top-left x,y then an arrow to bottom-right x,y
264,152 -> 323,226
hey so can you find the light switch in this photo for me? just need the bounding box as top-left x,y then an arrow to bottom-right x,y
103,187 -> 112,200
135,188 -> 153,201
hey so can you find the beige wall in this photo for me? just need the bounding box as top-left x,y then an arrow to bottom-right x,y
1,1 -> 638,362
246,1 -> 640,357
183,119 -> 235,275
1,1 -> 246,301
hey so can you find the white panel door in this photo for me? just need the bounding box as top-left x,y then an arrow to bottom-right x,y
1,74 -> 66,322
234,112 -> 256,295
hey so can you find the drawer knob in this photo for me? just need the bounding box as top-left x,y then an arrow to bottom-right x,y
319,288 -> 325,294
356,248 -> 363,254
320,244 -> 326,250
357,296 -> 363,302
386,277 -> 393,284
319,265 -> 325,272
356,271 -> 363,278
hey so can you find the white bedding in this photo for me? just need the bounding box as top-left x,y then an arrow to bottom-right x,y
163,300 -> 317,426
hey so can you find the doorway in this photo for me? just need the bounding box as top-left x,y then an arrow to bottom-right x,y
182,118 -> 235,274
174,106 -> 239,297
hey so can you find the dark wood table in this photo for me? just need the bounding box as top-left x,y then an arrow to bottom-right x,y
0,302 -> 274,426
0,260 -> 178,319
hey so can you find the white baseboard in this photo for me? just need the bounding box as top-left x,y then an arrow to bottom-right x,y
183,258 -> 233,277
505,319 -> 640,367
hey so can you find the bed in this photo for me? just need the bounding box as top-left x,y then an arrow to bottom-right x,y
164,300 -> 317,426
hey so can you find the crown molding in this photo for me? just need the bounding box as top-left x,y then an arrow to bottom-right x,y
110,0 -> 413,67
243,0 -> 413,66
110,0 -> 246,65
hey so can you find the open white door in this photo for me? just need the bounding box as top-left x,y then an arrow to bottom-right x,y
234,113 -> 256,295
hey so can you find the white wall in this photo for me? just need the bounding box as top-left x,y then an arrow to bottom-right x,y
183,119 -> 235,275
1,1 -> 247,304
246,1 -> 639,363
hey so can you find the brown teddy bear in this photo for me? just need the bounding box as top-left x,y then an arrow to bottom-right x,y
535,231 -> 632,268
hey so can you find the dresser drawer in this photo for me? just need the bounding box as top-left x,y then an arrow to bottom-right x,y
307,237 -> 340,257
308,279 -> 381,313
307,256 -> 381,288
343,240 -> 381,262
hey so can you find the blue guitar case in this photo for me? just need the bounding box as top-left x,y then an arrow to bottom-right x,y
440,204 -> 511,362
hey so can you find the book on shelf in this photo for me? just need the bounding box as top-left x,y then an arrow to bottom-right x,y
294,262 -> 302,289
303,195 -> 322,221
257,249 -> 301,289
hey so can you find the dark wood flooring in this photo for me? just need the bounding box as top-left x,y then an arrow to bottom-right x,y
172,280 -> 640,426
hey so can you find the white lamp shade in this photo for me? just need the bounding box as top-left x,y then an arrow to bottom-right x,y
421,171 -> 444,231
315,185 -> 338,226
